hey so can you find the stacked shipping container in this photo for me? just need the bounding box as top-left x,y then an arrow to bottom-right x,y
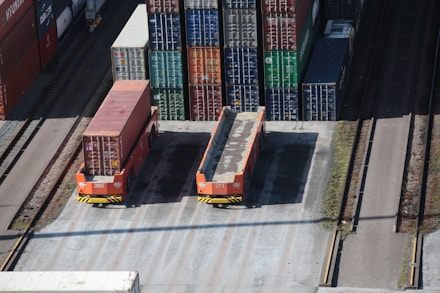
147,0 -> 186,120
223,0 -> 260,113
35,0 -> 58,70
185,0 -> 222,121
262,0 -> 313,120
111,5 -> 149,81
0,0 -> 41,120
302,38 -> 350,121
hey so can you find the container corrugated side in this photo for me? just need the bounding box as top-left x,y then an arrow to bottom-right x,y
296,11 -> 313,82
146,0 -> 179,13
302,38 -> 349,121
224,47 -> 258,85
0,6 -> 38,82
226,85 -> 259,112
35,0 -> 56,38
149,51 -> 183,88
264,51 -> 297,88
83,80 -> 152,176
152,88 -> 185,120
294,0 -> 312,41
261,0 -> 295,13
184,0 -> 218,9
39,22 -> 58,70
263,12 -> 296,51
223,0 -> 256,9
265,87 -> 298,121
111,5 -> 149,81
0,0 -> 34,41
186,9 -> 219,47
0,40 -> 41,120
189,85 -> 222,121
187,47 -> 221,85
148,13 -> 181,50
223,8 -> 257,48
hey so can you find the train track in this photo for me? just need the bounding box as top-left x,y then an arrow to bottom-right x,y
0,13 -> 115,271
321,0 -> 440,288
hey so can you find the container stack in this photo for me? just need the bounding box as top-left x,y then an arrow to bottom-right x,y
0,0 -> 41,120
223,0 -> 260,113
185,0 -> 222,121
262,0 -> 313,120
111,4 -> 149,81
147,0 -> 185,120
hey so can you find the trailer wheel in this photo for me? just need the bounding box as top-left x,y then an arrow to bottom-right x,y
213,203 -> 229,209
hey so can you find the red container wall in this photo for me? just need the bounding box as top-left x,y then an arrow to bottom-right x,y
146,0 -> 179,13
0,40 -> 41,120
0,6 -> 38,81
294,0 -> 312,40
261,0 -> 295,13
188,47 -> 221,85
263,13 -> 296,50
38,22 -> 58,70
0,0 -> 34,41
189,85 -> 222,121
83,80 -> 152,176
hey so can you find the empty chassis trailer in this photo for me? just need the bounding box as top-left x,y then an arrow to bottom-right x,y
196,106 -> 265,207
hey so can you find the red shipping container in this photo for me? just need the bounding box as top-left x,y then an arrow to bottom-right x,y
0,5 -> 38,81
263,12 -> 296,51
189,85 -> 222,121
38,22 -> 58,70
0,0 -> 34,41
0,40 -> 41,120
146,0 -> 179,13
187,47 -> 221,85
261,0 -> 295,13
83,80 -> 152,176
295,0 -> 312,40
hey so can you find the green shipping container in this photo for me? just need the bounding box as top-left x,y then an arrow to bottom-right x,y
152,88 -> 185,120
149,51 -> 184,89
264,51 -> 298,88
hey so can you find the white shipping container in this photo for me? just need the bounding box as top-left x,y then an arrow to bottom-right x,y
184,0 -> 218,9
223,8 -> 258,48
0,271 -> 140,292
111,4 -> 149,81
56,6 -> 73,39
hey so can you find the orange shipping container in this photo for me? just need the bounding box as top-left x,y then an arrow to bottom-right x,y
187,47 -> 221,85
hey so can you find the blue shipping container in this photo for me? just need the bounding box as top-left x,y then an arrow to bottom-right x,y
265,88 -> 299,121
35,0 -> 56,38
186,9 -> 220,47
223,0 -> 256,9
149,51 -> 183,88
226,85 -> 260,112
302,38 -> 350,121
149,13 -> 182,50
224,48 -> 258,85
